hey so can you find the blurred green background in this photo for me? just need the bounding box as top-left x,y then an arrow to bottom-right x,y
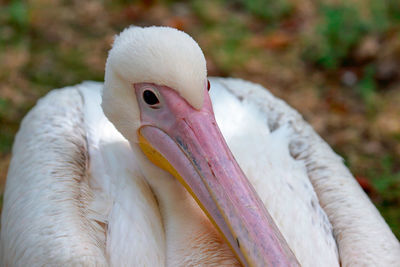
0,0 -> 399,238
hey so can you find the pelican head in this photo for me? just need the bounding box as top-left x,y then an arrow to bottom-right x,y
102,26 -> 298,266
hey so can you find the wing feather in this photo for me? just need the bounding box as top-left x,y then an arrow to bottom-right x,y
210,77 -> 400,266
1,85 -> 107,266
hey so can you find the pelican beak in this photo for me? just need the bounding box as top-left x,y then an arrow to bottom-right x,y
137,84 -> 299,267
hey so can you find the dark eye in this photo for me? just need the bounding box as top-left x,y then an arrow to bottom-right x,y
207,79 -> 211,91
143,90 -> 160,106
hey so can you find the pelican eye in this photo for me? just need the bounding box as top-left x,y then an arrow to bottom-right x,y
207,79 -> 211,91
143,90 -> 160,107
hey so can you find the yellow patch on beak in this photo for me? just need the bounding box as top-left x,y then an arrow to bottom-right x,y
137,128 -> 241,264
138,129 -> 180,178
137,128 -> 208,216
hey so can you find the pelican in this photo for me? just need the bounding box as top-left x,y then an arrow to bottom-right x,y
1,26 -> 399,266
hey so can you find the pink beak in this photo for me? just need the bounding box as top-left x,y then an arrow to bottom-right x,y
136,84 -> 299,267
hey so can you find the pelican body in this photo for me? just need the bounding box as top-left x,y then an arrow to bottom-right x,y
1,26 -> 399,266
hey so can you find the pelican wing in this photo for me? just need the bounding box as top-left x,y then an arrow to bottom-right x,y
0,82 -> 164,266
1,85 -> 108,266
209,77 -> 400,266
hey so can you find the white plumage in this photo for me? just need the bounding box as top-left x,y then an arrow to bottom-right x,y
1,26 -> 399,266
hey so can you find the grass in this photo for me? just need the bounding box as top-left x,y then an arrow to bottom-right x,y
0,0 -> 29,46
303,3 -> 368,70
371,156 -> 400,238
229,0 -> 293,23
357,64 -> 377,108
